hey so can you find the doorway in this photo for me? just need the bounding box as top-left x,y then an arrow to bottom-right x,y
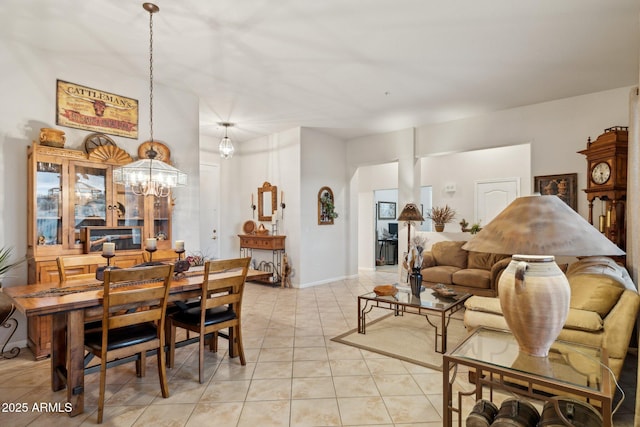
374,189 -> 398,269
475,178 -> 520,224
199,163 -> 220,260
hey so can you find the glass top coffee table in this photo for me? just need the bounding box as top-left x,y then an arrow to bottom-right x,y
443,327 -> 613,427
358,285 -> 471,354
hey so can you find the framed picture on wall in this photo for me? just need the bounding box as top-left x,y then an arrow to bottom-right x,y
377,201 -> 396,220
534,173 -> 578,211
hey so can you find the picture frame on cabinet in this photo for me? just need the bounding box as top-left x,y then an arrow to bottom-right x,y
534,173 -> 578,211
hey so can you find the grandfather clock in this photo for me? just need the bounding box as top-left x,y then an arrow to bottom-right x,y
578,126 -> 628,251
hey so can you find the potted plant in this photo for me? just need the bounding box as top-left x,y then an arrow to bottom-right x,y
426,205 -> 456,232
0,246 -> 24,286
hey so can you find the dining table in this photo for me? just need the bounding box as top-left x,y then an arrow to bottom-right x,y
3,266 -> 270,417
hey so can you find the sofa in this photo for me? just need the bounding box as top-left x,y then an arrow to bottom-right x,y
463,256 -> 640,379
417,240 -> 511,297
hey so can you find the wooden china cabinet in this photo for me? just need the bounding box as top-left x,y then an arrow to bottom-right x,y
26,142 -> 173,358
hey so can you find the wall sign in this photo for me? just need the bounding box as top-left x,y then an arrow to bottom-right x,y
56,80 -> 139,139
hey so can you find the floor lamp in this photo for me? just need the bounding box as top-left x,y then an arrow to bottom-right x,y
397,203 -> 425,280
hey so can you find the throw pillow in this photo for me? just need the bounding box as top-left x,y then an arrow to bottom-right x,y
432,241 -> 468,269
568,273 -> 625,317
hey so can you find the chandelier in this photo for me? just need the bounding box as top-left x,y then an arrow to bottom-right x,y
219,122 -> 234,159
113,3 -> 187,197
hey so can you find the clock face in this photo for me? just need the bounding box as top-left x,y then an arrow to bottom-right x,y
591,162 -> 611,185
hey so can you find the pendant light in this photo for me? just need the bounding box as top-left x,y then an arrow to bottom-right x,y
113,3 -> 187,197
219,122 -> 234,159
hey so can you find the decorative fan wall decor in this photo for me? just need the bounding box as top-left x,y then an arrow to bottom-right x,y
87,145 -> 133,164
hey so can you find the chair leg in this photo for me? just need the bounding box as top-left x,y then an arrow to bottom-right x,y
234,326 -> 246,366
209,331 -> 218,353
136,351 -> 146,377
97,358 -> 107,424
167,321 -> 176,369
157,343 -> 169,398
198,332 -> 206,384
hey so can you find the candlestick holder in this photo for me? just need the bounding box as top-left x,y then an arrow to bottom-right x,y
280,202 -> 286,218
101,253 -> 115,267
175,249 -> 185,260
97,253 -> 116,280
145,247 -> 157,262
251,203 -> 256,218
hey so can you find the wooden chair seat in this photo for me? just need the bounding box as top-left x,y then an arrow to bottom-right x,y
85,323 -> 158,352
170,306 -> 236,326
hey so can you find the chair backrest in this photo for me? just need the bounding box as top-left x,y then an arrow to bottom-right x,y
102,264 -> 174,332
57,254 -> 108,282
200,258 -> 251,320
143,249 -> 179,263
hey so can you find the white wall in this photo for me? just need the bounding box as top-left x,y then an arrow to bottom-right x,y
223,128 -> 302,283
422,143 -> 531,228
299,128 -> 349,286
416,87 -> 633,217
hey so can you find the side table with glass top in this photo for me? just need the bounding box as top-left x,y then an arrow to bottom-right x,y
442,327 -> 613,427
358,287 -> 471,354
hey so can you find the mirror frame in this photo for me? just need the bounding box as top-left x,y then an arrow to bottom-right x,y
258,181 -> 278,222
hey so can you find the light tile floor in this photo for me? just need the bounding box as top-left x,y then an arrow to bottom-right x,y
0,270 -> 635,426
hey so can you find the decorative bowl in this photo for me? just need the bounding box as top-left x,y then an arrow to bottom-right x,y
39,128 -> 66,148
373,284 -> 397,296
433,283 -> 457,297
256,224 -> 269,235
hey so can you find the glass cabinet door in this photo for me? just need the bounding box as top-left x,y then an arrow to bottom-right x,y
153,195 -> 171,242
72,164 -> 107,245
35,161 -> 63,246
115,184 -> 145,227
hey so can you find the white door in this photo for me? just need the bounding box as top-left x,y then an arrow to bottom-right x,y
475,178 -> 520,225
199,163 -> 220,259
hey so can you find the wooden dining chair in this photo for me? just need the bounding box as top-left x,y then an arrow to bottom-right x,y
84,264 -> 174,423
167,257 -> 250,383
56,254 -> 107,282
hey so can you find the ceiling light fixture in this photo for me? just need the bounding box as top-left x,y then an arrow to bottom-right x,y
113,3 -> 187,197
219,122 -> 234,159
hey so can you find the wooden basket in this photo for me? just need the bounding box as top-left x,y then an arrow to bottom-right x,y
373,285 -> 397,296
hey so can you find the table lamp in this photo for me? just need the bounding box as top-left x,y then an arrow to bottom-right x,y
397,202 -> 425,258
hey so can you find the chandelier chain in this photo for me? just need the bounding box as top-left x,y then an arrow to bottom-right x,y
148,6 -> 154,144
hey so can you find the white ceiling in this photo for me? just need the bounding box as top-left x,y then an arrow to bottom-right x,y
2,0 -> 638,143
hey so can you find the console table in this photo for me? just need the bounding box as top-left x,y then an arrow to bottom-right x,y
238,234 -> 286,286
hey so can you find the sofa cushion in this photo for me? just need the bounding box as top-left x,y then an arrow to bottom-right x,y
564,308 -> 603,332
465,296 -> 603,332
467,252 -> 509,270
568,273 -> 625,317
452,269 -> 491,289
465,296 -> 502,314
432,241 -> 468,269
421,265 -> 460,285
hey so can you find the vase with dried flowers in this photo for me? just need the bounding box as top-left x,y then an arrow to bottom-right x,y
407,235 -> 427,296
426,205 -> 456,232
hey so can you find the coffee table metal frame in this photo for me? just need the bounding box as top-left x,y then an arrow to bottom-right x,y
357,288 -> 471,354
443,327 -> 613,427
